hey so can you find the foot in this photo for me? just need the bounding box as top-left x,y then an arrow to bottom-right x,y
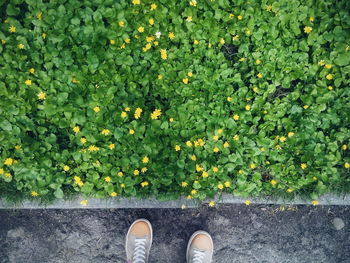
125,219 -> 153,263
186,231 -> 214,263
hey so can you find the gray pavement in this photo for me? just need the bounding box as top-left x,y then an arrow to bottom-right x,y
0,204 -> 349,263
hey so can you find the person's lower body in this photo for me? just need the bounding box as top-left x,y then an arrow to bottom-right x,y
125,218 -> 214,263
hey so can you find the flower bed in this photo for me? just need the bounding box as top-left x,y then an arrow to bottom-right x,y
0,0 -> 349,205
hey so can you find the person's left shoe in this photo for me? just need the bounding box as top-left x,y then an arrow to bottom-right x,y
125,218 -> 153,263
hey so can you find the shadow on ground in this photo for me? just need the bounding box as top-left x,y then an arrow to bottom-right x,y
0,204 -> 349,263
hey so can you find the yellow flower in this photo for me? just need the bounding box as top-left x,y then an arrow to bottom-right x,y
186,16 -> 193,22
121,111 -> 127,118
244,200 -> 251,205
257,73 -> 263,78
344,163 -> 350,169
63,165 -> 70,171
245,105 -> 251,111
149,18 -> 154,25
125,38 -> 131,43
328,86 -> 333,90
150,3 -> 157,10
142,156 -> 149,163
5,172 -> 11,177
110,39 -> 115,45
31,191 -> 39,197
15,145 -> 21,150
213,147 -> 220,153
129,129 -> 135,135
141,181 -> 149,187
138,26 -> 144,33
4,158 -> 14,166
9,25 -> 16,32
80,137 -> 87,144
233,135 -> 239,141
250,163 -> 256,169
237,15 -> 243,20
239,58 -> 245,62
287,188 -> 293,193
256,59 -> 261,65
187,72 -> 193,77
151,109 -> 162,119
121,183 -> 125,188
109,144 -> 115,150
270,179 -> 277,186
220,38 -> 225,45
195,164 -> 203,172
111,192 -> 117,197
238,170 -> 244,174
318,60 -> 325,66
93,106 -> 100,112
1,39 -> 6,44
224,181 -> 231,187
101,129 -> 110,135
72,126 -> 80,134
279,136 -> 286,142
229,13 -> 234,19
342,145 -> 347,150
304,26 -> 312,34
88,145 -> 100,152
132,0 -> 140,5
105,176 -> 111,183
29,68 -> 35,74
193,39 -> 199,45
37,91 -> 46,100
232,35 -> 239,41
25,79 -> 32,86
218,183 -> 224,190
134,169 -> 140,175
227,97 -> 232,102
189,0 -> 197,6
118,21 -> 125,27
309,16 -> 315,22
141,167 -> 148,173
187,195 -> 192,199
118,171 -> 123,177
288,132 -> 295,137
325,64 -> 332,69
18,43 -> 24,49
186,141 -> 193,147
125,107 -> 131,112
80,200 -> 88,206
181,182 -> 188,187
301,163 -> 307,169
168,32 -> 175,39
36,11 -> 43,19
191,189 -> 197,195
160,49 -> 167,60
208,201 -> 215,207
169,118 -> 174,122
313,176 -> 318,181
326,74 -> 333,80
175,145 -> 181,151
0,168 -> 4,174
233,114 -> 239,120
202,171 -> 209,178
311,200 -> 319,206
157,74 -> 163,80
191,155 -> 197,161
42,33 -> 47,39
275,144 -> 282,150
223,142 -> 230,148
213,135 -> 219,141
182,78 -> 189,84
212,167 -> 219,173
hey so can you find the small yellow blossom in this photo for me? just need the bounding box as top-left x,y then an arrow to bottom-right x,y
31,191 -> 39,197
157,74 -> 163,80
237,15 -> 243,20
227,97 -> 232,102
160,49 -> 167,60
121,183 -> 125,188
42,33 -> 47,39
134,169 -> 140,175
239,57 -> 245,62
25,79 -> 32,86
186,141 -> 193,147
109,144 -> 115,150
110,39 -> 115,45
150,3 -> 157,10
80,200 -> 88,206
196,164 -> 203,172
303,105 -> 309,109
301,163 -> 307,169
175,145 -> 181,151
256,59 -> 261,65
125,107 -> 131,112
142,156 -> 149,163
219,38 -> 225,45
257,73 -> 263,78
183,78 -> 189,84
132,0 -> 140,5
345,163 -> 350,169
118,172 -> 123,177
186,16 -> 193,22
309,16 -> 315,22
213,147 -> 220,153
229,13 -> 234,19
288,132 -> 295,137
187,195 -> 192,199
187,72 -> 193,77
9,25 -> 16,33
37,91 -> 46,100
325,64 -> 332,69
250,163 -> 256,169
326,74 -> 333,80
245,105 -> 251,111
4,158 -> 14,166
93,106 -> 100,112
129,129 -> 135,135
141,167 -> 148,173
233,114 -> 239,120
29,68 -> 35,74
279,136 -> 286,142
181,182 -> 188,187
193,39 -> 199,45
72,126 -> 80,134
260,147 -> 265,152
217,183 -> 224,190
189,0 -> 197,6
138,26 -> 144,33
224,181 -> 231,187
318,60 -> 325,66
213,135 -> 219,141
0,168 -> 4,174
287,188 -> 293,193
125,38 -> 131,43
208,201 -> 215,207
202,171 -> 209,178
14,145 -> 21,150
111,192 -> 117,197
238,170 -> 244,174
80,137 -> 87,144
1,39 -> 6,44
233,135 -> 240,141
169,118 -> 174,122
311,200 -> 319,206
63,165 -> 70,171
18,43 -> 24,49
168,32 -> 175,39
328,86 -> 333,91
191,155 -> 197,161
244,200 -> 251,205
121,111 -> 127,118
270,179 -> 277,186
212,167 -> 219,173
149,18 -> 154,25
304,26 -> 312,34
342,145 -> 347,150
223,142 -> 230,148
151,109 -> 162,119
105,176 -> 111,183
101,129 -> 110,135
118,21 -> 125,27
313,176 -> 318,181
88,145 -> 100,152
141,181 -> 149,187
232,35 -> 239,41
191,189 -> 197,195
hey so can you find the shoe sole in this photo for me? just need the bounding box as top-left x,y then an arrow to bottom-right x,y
186,230 -> 214,263
125,218 -> 153,263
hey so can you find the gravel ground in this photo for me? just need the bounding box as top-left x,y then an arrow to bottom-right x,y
0,204 -> 349,263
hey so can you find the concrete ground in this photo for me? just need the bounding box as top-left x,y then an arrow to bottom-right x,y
0,204 -> 349,263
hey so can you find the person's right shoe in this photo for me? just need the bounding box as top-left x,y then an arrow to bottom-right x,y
186,230 -> 214,263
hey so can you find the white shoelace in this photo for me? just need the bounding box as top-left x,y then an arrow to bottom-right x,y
192,249 -> 205,263
133,238 -> 147,263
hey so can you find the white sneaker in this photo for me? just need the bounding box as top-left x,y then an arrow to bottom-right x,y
186,230 -> 214,263
125,219 -> 153,263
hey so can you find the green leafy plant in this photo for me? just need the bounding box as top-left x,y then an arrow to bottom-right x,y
0,0 -> 349,205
